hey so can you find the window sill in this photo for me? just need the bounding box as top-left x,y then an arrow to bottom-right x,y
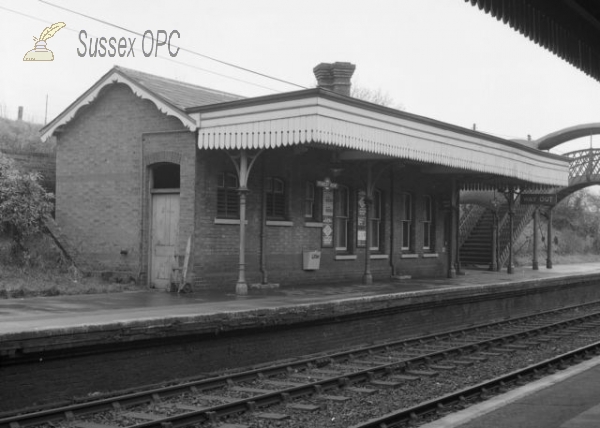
304,222 -> 323,228
370,254 -> 389,260
422,253 -> 439,258
335,254 -> 357,261
266,220 -> 293,227
214,218 -> 247,225
401,253 -> 419,259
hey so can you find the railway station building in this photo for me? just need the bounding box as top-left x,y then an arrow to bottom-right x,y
40,62 -> 569,293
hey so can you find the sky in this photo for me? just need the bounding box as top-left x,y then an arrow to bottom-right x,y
1,0 -> 599,155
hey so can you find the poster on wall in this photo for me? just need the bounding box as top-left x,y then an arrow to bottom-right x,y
318,178 -> 337,248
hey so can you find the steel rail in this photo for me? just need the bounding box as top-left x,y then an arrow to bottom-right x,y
349,341 -> 600,428
2,301 -> 600,428
94,314 -> 600,428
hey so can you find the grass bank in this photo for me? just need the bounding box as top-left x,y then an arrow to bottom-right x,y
0,234 -> 139,299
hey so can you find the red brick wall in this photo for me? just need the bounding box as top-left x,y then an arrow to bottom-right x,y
55,83 -> 187,275
192,148 -> 451,290
55,85 -> 452,286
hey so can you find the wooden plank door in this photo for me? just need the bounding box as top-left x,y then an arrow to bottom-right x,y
151,193 -> 180,289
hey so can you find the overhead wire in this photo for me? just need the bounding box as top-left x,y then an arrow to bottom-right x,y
0,4 -> 283,93
38,0 -> 309,90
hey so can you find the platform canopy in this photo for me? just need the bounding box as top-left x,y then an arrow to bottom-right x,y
190,88 -> 569,188
466,0 -> 600,84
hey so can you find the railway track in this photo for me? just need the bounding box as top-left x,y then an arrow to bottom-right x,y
4,301 -> 600,428
350,342 -> 600,428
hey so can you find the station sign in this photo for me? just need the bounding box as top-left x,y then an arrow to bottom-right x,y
520,194 -> 557,206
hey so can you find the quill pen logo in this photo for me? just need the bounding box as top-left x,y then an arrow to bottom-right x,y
23,22 -> 66,61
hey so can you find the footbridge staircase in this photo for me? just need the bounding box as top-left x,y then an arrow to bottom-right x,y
460,148 -> 600,269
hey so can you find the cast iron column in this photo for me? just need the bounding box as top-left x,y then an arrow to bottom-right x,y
506,187 -> 515,274
455,180 -> 462,275
236,187 -> 249,294
547,209 -> 553,269
489,197 -> 499,272
226,149 -> 263,295
490,213 -> 497,271
363,163 -> 374,285
532,208 -> 539,270
448,179 -> 457,278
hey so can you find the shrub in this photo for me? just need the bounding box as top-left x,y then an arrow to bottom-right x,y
0,152 -> 53,258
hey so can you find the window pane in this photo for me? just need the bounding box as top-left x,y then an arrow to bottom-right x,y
335,218 -> 348,249
424,196 -> 432,221
335,187 -> 348,216
334,186 -> 349,250
274,178 -> 284,193
402,221 -> 410,249
305,182 -> 315,218
153,163 -> 180,189
266,177 -> 286,219
370,220 -> 380,249
226,174 -> 238,188
217,173 -> 239,219
373,190 -> 381,219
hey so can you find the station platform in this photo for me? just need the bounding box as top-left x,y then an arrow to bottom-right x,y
3,262 -> 600,413
2,262 -> 600,337
422,355 -> 600,428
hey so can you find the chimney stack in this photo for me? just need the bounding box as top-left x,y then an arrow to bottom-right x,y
17,106 -> 23,121
313,62 -> 356,96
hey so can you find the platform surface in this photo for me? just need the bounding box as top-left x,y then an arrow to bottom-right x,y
1,262 -> 600,336
422,355 -> 600,428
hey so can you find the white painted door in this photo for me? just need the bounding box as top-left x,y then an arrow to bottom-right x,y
151,193 -> 180,289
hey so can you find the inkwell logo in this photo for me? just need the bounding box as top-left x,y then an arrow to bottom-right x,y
23,22 -> 66,61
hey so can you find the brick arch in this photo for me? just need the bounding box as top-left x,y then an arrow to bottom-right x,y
144,151 -> 182,166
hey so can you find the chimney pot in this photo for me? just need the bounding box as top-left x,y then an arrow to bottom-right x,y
313,62 -> 356,96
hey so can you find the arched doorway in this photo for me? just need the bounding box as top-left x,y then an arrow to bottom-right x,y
149,163 -> 180,289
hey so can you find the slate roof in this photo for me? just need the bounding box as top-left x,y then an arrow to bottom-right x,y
41,66 -> 246,140
114,66 -> 244,110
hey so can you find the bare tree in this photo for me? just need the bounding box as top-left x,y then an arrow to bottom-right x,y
351,85 -> 405,111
